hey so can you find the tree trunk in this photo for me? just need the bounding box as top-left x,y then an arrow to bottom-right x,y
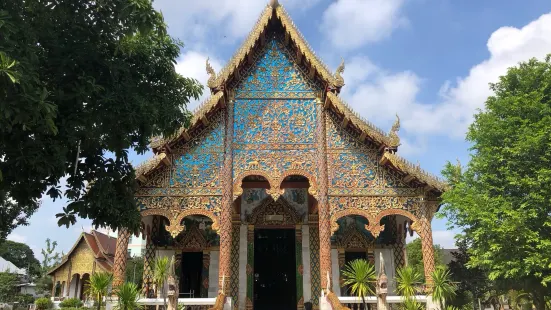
96,294 -> 101,310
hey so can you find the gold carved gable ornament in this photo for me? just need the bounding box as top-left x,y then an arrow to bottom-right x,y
247,197 -> 302,225
337,225 -> 374,250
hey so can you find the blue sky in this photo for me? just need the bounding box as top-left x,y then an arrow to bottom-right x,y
8,0 -> 551,258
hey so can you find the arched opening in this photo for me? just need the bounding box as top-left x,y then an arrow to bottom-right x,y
237,175 -> 271,221
80,273 -> 90,301
174,215 -> 217,299
54,281 -> 62,298
68,274 -> 80,298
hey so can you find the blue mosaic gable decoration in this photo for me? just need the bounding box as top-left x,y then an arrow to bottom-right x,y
326,109 -> 420,196
136,111 -> 224,205
232,34 -> 323,185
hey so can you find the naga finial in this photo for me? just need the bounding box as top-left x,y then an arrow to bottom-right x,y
389,113 -> 401,147
206,57 -> 217,89
334,58 -> 345,87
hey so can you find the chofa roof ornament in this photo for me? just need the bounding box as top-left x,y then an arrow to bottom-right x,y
206,57 -> 218,89
334,58 -> 345,87
389,114 -> 401,148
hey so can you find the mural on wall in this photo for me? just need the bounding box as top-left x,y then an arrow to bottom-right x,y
240,188 -> 309,222
232,33 -> 322,186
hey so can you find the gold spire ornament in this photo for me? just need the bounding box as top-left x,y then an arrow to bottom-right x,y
389,114 -> 401,148
269,0 -> 279,7
334,58 -> 345,87
206,57 -> 218,89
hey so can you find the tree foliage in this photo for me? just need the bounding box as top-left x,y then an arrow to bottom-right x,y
440,55 -> 551,309
447,238 -> 493,308
36,239 -> 63,295
125,256 -> 144,289
406,238 -> 444,281
0,0 -> 202,241
0,271 -> 18,302
341,259 -> 376,308
0,240 -> 41,278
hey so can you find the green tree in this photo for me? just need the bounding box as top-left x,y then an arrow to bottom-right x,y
406,238 -> 444,281
153,257 -> 170,310
447,238 -> 493,309
341,259 -> 376,309
440,55 -> 551,309
0,240 -> 41,278
431,267 -> 457,310
114,282 -> 141,310
0,271 -> 18,302
125,256 -> 144,289
86,272 -> 113,310
0,0 -> 202,241
395,266 -> 423,310
35,239 -> 63,295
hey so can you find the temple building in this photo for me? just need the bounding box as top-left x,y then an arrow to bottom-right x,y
48,230 -> 117,300
112,1 -> 447,309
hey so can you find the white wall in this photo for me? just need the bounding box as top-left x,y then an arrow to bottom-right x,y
208,251 -> 219,298
374,248 -> 396,295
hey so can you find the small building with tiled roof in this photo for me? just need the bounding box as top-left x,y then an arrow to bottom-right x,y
48,230 -> 117,300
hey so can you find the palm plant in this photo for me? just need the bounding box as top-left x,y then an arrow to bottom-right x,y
115,282 -> 142,310
431,267 -> 457,310
402,298 -> 423,310
341,259 -> 376,309
86,272 -> 113,310
396,266 -> 423,298
153,256 -> 170,310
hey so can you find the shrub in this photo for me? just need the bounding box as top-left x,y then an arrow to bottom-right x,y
15,294 -> 35,306
59,298 -> 83,308
35,297 -> 53,310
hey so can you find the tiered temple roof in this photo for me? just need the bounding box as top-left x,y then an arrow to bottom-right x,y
47,230 -> 117,275
136,0 -> 448,193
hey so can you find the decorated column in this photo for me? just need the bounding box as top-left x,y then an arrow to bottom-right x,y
219,97 -> 234,291
315,97 -> 332,292
412,200 -> 438,287
142,218 -> 158,297
113,228 -> 131,288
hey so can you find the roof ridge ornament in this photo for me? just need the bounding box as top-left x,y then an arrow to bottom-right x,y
389,114 -> 401,148
269,0 -> 279,8
334,58 -> 345,87
206,57 -> 218,89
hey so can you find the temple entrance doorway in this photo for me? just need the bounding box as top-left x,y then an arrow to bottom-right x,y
254,228 -> 297,310
179,252 -> 202,298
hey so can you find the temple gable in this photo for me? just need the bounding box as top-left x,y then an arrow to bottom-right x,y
231,34 -> 322,187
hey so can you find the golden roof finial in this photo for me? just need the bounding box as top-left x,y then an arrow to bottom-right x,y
206,57 -> 218,89
389,114 -> 401,147
334,58 -> 345,87
269,0 -> 279,8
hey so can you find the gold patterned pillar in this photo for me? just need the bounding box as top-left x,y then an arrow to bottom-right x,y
219,98 -> 234,291
412,200 -> 438,287
315,97 -> 332,291
142,221 -> 157,297
113,228 -> 131,288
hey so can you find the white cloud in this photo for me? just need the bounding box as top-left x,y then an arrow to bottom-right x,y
7,233 -> 27,243
154,0 -> 321,44
175,51 -> 223,111
321,0 -> 407,50
341,13 -> 551,141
